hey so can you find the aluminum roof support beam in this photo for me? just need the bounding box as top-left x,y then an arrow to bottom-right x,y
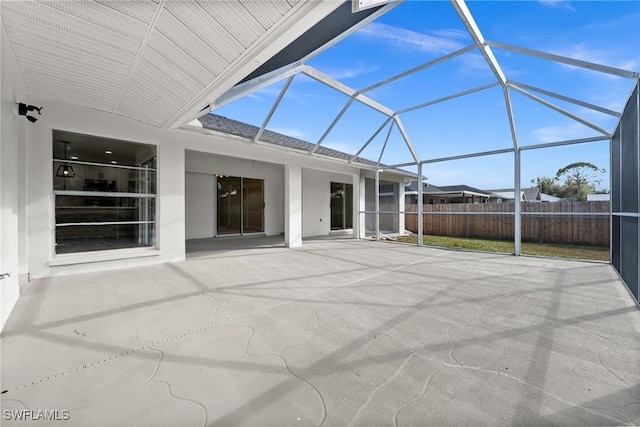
397,82 -> 500,114
509,84 -> 611,136
255,75 -> 295,143
486,41 -> 640,80
359,44 -> 477,94
210,62 -> 305,113
376,120 -> 396,167
311,98 -> 356,154
508,81 -> 621,117
421,147 -> 515,164
450,0 -> 520,151
520,136 -> 610,151
350,117 -> 393,163
301,66 -> 395,117
393,115 -> 420,163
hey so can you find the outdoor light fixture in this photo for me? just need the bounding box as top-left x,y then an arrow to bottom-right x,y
55,141 -> 75,178
17,103 -> 43,123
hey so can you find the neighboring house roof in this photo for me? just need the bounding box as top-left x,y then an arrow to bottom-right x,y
405,182 -> 446,194
540,193 -> 562,202
405,182 -> 491,198
198,114 -> 380,167
486,187 -> 565,202
587,194 -> 610,201
436,185 -> 492,197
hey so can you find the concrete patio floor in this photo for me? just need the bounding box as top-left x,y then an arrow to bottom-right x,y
1,239 -> 639,426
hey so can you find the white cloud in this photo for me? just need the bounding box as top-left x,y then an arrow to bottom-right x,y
539,0 -> 575,12
532,122 -> 594,143
357,22 -> 464,55
319,61 -> 379,80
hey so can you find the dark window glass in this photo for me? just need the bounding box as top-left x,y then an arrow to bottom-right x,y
53,131 -> 156,254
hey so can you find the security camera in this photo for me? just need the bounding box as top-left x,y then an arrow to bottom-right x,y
17,103 -> 43,123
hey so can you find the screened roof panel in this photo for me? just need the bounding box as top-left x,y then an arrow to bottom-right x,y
212,80 -> 288,129
319,100 -> 390,157
307,1 -> 475,89
402,88 -> 513,160
205,0 -> 639,185
264,75 -> 353,144
509,90 -> 610,147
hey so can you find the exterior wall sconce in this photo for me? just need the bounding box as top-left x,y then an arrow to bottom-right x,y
56,141 -> 75,178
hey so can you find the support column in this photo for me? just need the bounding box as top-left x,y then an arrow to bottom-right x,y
284,164 -> 302,248
398,180 -> 405,234
375,169 -> 380,240
417,163 -> 423,247
514,149 -> 522,256
355,172 -> 365,239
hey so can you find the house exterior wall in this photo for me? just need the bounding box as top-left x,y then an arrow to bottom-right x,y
302,168 -> 354,237
1,20 -> 27,329
22,97 -> 187,280
185,151 -> 285,239
12,95 -> 370,283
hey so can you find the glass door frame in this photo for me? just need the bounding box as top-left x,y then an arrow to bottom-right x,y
215,175 -> 264,237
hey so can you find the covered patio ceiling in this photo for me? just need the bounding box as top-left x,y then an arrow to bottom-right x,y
0,0 -> 387,128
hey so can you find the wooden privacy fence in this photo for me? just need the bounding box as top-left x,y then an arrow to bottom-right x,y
404,201 -> 610,247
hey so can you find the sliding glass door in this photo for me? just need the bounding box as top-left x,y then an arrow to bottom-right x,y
217,176 -> 264,236
331,182 -> 353,230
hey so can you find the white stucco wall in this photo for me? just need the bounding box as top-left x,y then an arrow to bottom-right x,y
185,172 -> 216,239
1,21 -> 27,329
302,168 -> 356,237
185,151 -> 285,238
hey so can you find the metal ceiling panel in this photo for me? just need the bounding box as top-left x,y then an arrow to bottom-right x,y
195,1 -> 263,48
1,0 -> 343,127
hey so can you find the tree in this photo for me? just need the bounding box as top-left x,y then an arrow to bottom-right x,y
532,162 -> 607,201
531,176 -> 565,197
554,162 -> 606,201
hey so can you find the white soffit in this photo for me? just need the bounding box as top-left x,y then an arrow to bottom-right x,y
0,0 -> 340,127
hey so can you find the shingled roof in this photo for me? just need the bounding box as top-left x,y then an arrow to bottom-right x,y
198,114 -> 379,168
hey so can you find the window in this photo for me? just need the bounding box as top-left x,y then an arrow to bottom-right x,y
53,131 -> 156,254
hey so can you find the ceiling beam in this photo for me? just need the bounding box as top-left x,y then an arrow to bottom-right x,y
509,84 -> 611,136
487,41 -> 640,79
393,115 -> 420,163
301,65 -> 395,117
360,44 -> 477,94
255,75 -> 295,143
210,62 -> 304,114
397,82 -> 499,114
376,120 -> 396,167
310,98 -> 356,154
508,81 -> 621,117
350,117 -> 393,163
450,0 -> 520,150
112,0 -> 165,114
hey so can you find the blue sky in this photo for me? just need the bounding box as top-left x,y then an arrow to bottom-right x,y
214,0 -> 640,191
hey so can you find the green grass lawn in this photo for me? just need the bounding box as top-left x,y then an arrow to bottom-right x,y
395,235 -> 609,262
